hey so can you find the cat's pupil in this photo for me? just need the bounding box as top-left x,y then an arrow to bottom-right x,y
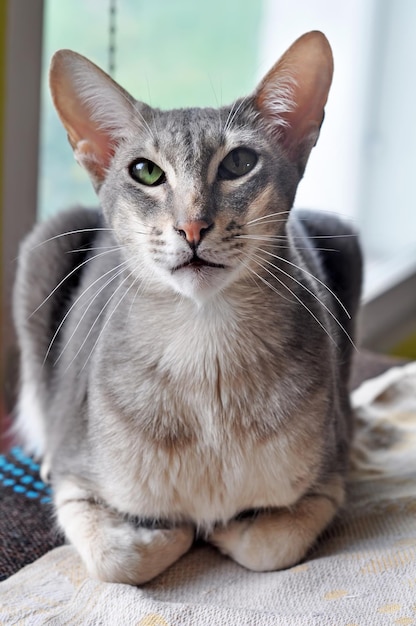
218,148 -> 258,181
232,152 -> 241,168
129,159 -> 165,186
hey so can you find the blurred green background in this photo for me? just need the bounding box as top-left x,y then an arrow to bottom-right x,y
38,0 -> 263,218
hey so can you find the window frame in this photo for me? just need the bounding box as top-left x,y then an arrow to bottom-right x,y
1,0 -> 415,419
1,0 -> 44,412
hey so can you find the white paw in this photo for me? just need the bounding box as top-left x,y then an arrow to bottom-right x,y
209,494 -> 339,572
56,482 -> 194,585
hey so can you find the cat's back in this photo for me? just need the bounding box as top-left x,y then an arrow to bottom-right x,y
13,206 -> 116,454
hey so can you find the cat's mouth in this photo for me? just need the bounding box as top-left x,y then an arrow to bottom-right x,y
172,254 -> 225,272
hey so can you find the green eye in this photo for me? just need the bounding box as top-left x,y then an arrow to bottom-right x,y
129,159 -> 166,186
218,148 -> 258,180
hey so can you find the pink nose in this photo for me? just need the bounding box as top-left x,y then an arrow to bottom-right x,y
175,220 -> 213,246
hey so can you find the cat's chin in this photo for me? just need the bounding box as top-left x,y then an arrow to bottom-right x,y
166,264 -> 234,303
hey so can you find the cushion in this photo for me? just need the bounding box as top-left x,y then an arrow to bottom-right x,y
1,362 -> 416,625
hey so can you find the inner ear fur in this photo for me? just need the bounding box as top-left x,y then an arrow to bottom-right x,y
255,31 -> 333,170
49,50 -> 136,188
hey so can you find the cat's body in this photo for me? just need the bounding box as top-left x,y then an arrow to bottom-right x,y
13,32 -> 362,584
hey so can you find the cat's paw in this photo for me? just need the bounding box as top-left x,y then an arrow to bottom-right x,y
56,481 -> 194,585
209,481 -> 344,572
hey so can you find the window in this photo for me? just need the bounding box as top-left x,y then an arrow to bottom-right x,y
3,0 -> 416,379
38,0 -> 263,219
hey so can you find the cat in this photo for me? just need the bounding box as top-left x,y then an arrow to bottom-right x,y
13,31 -> 362,585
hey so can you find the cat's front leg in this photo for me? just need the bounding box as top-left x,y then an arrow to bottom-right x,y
55,480 -> 194,585
208,475 -> 344,571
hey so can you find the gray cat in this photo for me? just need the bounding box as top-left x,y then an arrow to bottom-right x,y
13,31 -> 362,584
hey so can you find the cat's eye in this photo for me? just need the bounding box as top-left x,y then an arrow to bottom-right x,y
129,159 -> 166,186
218,148 -> 258,181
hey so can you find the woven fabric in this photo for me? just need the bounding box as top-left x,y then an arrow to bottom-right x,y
1,362 -> 416,625
0,447 -> 63,581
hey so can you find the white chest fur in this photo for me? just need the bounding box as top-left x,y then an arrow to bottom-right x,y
99,427 -> 321,530
90,292 -> 325,529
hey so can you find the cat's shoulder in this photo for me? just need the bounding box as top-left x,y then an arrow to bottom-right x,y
20,206 -> 103,255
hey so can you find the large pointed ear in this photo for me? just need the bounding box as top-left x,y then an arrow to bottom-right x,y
255,31 -> 333,173
49,50 -> 136,189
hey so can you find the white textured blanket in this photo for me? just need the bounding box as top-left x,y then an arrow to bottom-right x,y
2,362 -> 416,625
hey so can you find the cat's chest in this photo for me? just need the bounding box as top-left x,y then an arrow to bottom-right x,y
89,298 -> 326,525
94,372 -> 325,527
97,430 -> 322,528
94,295 -> 290,441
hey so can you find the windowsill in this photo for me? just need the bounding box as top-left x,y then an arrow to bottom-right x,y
361,250 -> 416,352
363,247 -> 416,302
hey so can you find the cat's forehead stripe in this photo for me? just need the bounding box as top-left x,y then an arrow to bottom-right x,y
137,105 -> 262,187
151,105 -> 252,149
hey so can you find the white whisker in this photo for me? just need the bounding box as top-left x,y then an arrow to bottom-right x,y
296,234 -> 357,240
66,245 -> 122,254
240,254 -> 295,305
127,274 -> 152,321
251,251 -> 356,349
246,211 -> 291,225
259,248 -> 351,319
247,219 -> 289,227
127,282 -> 143,321
63,270 -> 133,374
79,270 -> 139,373
28,248 -> 123,319
47,260 -> 129,366
144,77 -> 161,145
238,233 -> 356,241
31,228 -> 115,251
243,251 -> 337,346
131,104 -> 156,143
247,208 -> 357,226
222,95 -> 251,135
222,100 -> 238,137
105,79 -> 155,142
252,241 -> 338,252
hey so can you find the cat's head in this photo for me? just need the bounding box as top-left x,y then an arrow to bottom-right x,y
49,32 -> 333,303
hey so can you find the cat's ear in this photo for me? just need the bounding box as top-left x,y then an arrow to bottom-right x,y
49,50 -> 136,189
255,31 -> 333,173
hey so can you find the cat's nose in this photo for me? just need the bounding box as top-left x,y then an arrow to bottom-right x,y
174,219 -> 213,247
